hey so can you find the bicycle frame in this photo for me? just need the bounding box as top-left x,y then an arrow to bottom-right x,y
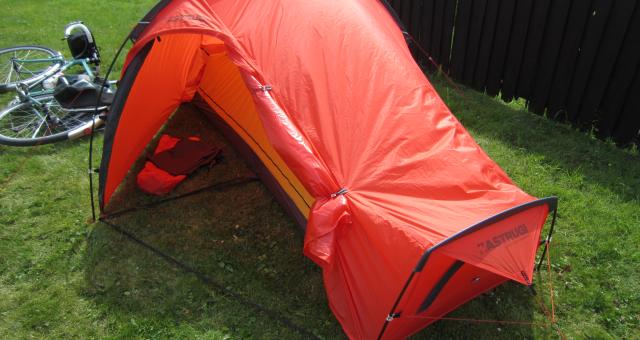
0,22 -> 110,146
17,56 -> 94,77
10,54 -> 112,118
17,56 -> 95,85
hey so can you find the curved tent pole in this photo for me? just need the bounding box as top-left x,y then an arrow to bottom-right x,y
536,203 -> 558,271
88,25 -> 144,221
89,0 -> 174,220
89,0 -> 176,219
129,0 -> 172,42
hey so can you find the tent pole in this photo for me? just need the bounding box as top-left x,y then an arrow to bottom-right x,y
88,26 -> 141,222
536,205 -> 558,271
376,270 -> 417,340
101,176 -> 258,220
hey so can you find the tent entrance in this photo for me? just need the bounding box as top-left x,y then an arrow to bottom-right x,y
95,103 -> 322,339
100,32 -> 313,222
100,103 -> 255,216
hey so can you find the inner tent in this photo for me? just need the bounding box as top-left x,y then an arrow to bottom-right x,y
99,33 -> 314,227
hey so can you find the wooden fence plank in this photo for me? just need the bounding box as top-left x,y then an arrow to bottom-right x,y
545,0 -> 592,119
566,0 -> 613,122
599,4 -> 640,136
439,0 -> 457,71
430,0 -> 446,69
410,1 -> 422,39
410,1 -> 424,63
391,0 -> 401,14
400,0 -> 412,28
473,0 -> 500,90
578,0 -> 637,127
450,0 -> 474,80
395,0 -> 411,34
500,0 -> 534,101
462,0 -> 488,86
389,0 -> 640,144
419,0 -> 435,63
613,67 -> 640,144
485,0 -> 516,96
529,0 -> 572,114
515,0 -> 552,100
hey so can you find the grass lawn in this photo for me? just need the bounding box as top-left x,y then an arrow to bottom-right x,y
0,1 -> 638,339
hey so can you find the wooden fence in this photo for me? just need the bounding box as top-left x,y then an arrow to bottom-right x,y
388,0 -> 640,145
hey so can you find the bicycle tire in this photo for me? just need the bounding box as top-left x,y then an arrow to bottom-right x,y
0,45 -> 63,92
0,94 -> 103,146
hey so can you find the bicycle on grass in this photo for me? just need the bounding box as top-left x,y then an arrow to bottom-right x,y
0,21 -> 115,146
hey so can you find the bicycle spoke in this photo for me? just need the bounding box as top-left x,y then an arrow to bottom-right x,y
30,106 -> 49,137
12,51 -> 24,81
0,46 -> 59,87
31,116 -> 46,138
5,59 -> 14,84
0,107 -> 35,138
30,105 -> 46,121
14,109 -> 39,138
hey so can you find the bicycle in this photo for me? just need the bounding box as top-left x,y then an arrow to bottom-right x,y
0,22 -> 114,146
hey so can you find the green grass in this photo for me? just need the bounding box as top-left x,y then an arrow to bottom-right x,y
0,1 -> 638,339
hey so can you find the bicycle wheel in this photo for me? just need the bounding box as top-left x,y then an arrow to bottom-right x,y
0,94 -> 101,146
0,45 -> 62,92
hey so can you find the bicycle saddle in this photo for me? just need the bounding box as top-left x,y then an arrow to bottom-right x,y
53,75 -> 114,109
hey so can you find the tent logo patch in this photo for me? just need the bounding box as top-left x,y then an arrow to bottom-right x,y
168,14 -> 207,23
477,224 -> 528,254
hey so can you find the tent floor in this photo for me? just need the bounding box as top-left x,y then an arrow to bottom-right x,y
105,104 -> 263,214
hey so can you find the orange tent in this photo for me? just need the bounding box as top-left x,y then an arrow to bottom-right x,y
98,1 -> 557,338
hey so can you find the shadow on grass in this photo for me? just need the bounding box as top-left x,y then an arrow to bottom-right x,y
81,104 -> 553,339
83,187 -> 340,339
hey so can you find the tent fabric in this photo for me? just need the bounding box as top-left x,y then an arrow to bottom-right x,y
99,1 -> 557,338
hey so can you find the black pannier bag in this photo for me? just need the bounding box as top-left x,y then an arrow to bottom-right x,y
67,31 -> 100,63
53,76 -> 114,109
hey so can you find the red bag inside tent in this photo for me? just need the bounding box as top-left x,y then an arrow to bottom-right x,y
149,136 -> 222,175
137,161 -> 186,195
136,134 -> 221,195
